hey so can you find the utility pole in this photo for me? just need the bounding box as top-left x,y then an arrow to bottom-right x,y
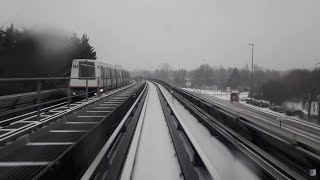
314,62 -> 320,121
202,59 -> 207,88
249,44 -> 254,101
178,64 -> 181,84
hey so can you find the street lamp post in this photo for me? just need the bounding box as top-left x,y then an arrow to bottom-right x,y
249,44 -> 254,101
202,59 -> 207,88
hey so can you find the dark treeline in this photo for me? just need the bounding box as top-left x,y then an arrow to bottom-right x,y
0,24 -> 96,77
132,63 -> 282,92
0,24 -> 96,94
261,69 -> 320,119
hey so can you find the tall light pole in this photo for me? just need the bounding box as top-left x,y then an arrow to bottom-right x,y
202,59 -> 207,88
249,44 -> 254,101
178,64 -> 181,85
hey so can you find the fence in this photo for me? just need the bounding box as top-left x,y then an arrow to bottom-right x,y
0,76 -> 130,121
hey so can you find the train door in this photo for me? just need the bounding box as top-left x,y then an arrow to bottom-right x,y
125,71 -> 128,83
106,67 -> 111,87
122,71 -> 125,85
115,69 -> 119,87
119,70 -> 123,85
99,66 -> 104,88
103,67 -> 107,89
112,68 -> 117,87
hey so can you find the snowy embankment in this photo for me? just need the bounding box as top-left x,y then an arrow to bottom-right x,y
183,88 -> 249,101
183,88 -> 231,100
184,88 -> 319,124
283,101 -> 319,116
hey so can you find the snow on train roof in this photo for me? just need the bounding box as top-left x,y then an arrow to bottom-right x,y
73,59 -> 128,71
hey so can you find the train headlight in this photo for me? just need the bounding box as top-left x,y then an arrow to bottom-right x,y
99,89 -> 104,92
72,92 -> 76,95
94,93 -> 97,95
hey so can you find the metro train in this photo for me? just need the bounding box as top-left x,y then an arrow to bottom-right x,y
70,59 -> 130,95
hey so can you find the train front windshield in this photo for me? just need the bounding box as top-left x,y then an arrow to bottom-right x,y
79,62 -> 95,78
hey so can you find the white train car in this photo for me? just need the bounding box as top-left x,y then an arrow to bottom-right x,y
70,59 -> 130,95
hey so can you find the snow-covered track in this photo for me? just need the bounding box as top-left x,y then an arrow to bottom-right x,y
155,80 -> 311,180
154,82 -> 212,180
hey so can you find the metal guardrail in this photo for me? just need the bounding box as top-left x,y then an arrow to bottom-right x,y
0,77 -> 131,121
0,83 -> 136,146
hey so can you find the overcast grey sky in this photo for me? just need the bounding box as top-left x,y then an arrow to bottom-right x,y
1,0 -> 320,70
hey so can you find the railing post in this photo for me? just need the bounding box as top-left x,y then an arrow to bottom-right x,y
36,80 -> 42,121
86,79 -> 89,101
102,77 -> 105,93
116,77 -> 118,89
97,77 -> 100,97
111,77 -> 114,92
105,77 -> 108,95
68,80 -> 71,108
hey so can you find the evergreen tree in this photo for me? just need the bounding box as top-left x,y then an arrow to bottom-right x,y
227,68 -> 241,89
78,34 -> 96,59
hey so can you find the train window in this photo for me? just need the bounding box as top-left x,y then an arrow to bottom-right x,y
79,61 -> 95,79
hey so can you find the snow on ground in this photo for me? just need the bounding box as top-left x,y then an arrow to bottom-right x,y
239,101 -> 320,125
131,82 -> 182,180
183,88 -> 249,101
283,101 -> 318,116
184,88 -> 319,124
161,85 -> 260,180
